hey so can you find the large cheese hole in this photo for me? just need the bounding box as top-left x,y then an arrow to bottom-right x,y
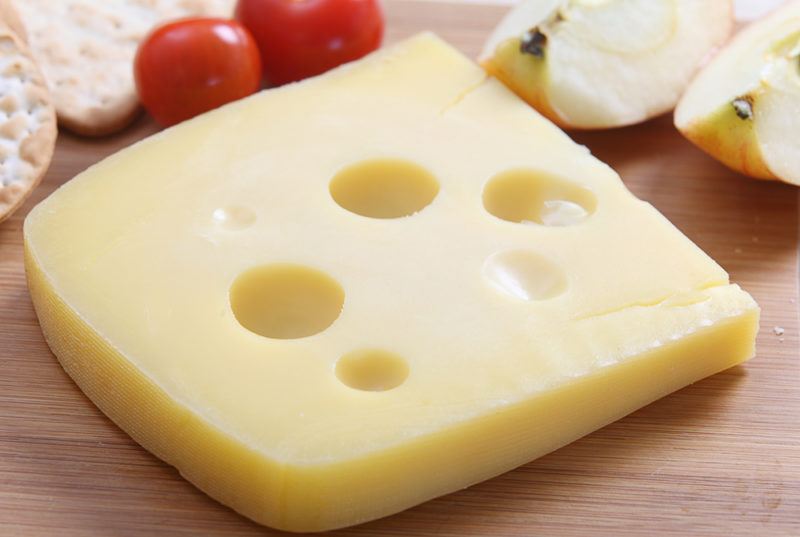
330,159 -> 439,218
335,349 -> 409,391
230,264 -> 344,339
482,169 -> 596,226
484,250 -> 567,301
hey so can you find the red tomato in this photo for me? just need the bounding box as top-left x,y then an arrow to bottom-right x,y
235,0 -> 383,86
134,18 -> 262,127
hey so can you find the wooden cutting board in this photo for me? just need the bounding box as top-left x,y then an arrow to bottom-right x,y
1,2 -> 798,535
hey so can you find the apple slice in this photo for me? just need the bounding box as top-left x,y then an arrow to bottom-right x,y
675,1 -> 800,185
481,0 -> 733,129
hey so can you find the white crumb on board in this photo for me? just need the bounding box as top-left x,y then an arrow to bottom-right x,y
773,326 -> 785,336
10,0 -> 237,135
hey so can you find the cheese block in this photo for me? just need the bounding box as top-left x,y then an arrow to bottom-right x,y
24,33 -> 759,532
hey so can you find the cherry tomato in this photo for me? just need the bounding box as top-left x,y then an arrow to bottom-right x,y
235,0 -> 383,86
135,18 -> 262,127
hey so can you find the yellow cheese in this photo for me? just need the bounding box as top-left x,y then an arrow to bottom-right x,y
24,33 -> 758,532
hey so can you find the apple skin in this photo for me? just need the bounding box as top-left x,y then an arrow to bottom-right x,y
676,92 -> 777,181
481,36 -> 565,128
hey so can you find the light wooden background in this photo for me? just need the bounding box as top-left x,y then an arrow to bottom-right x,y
1,1 -> 798,535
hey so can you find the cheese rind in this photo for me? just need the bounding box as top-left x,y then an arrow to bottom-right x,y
25,33 -> 758,531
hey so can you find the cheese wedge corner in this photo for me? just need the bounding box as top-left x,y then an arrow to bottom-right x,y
24,33 -> 759,532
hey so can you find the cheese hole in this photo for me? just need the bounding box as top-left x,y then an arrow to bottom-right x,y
483,169 -> 596,226
230,264 -> 344,339
335,350 -> 409,391
213,205 -> 256,230
330,159 -> 439,219
484,250 -> 567,301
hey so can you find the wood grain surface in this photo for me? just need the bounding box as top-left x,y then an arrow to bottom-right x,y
1,2 -> 799,535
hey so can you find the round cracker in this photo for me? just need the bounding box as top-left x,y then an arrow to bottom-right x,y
0,24 -> 56,224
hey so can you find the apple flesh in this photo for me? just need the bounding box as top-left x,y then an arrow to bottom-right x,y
482,0 -> 734,129
675,1 -> 800,185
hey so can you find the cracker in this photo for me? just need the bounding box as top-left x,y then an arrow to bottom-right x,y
0,0 -> 24,40
0,24 -> 56,224
9,0 -> 237,137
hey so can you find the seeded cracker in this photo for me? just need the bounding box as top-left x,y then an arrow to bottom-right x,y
0,23 -> 56,223
9,0 -> 236,137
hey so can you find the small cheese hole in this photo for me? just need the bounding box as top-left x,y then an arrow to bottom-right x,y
484,249 -> 567,301
213,205 -> 256,230
230,264 -> 344,339
335,349 -> 409,391
330,158 -> 439,219
483,169 -> 596,226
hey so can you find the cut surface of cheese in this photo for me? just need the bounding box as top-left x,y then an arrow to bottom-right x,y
24,33 -> 759,532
